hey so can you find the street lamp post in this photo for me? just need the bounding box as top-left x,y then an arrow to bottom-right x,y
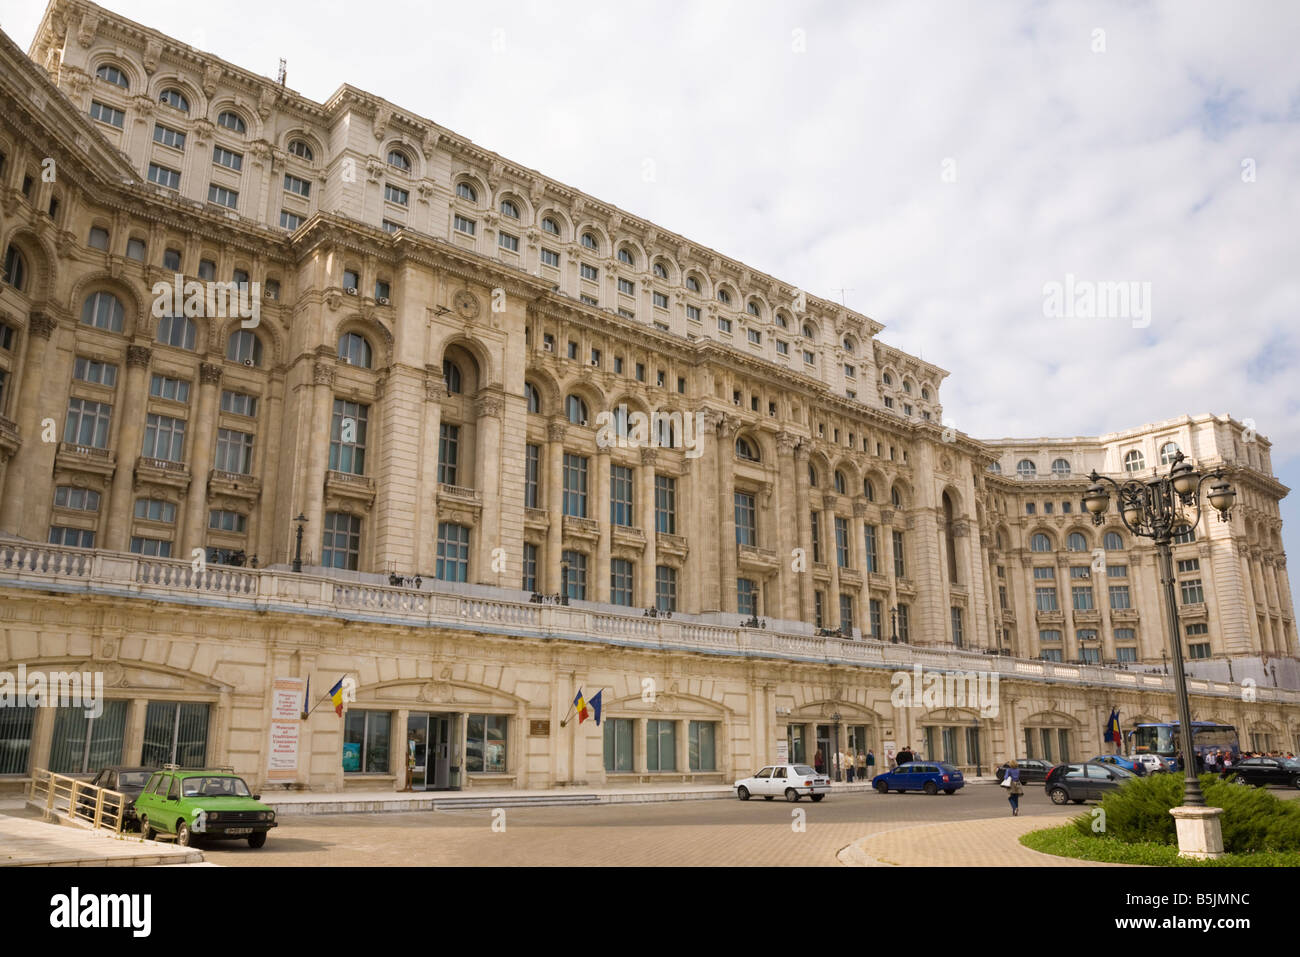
831,711 -> 841,782
1083,453 -> 1235,858
889,606 -> 899,644
292,513 -> 308,573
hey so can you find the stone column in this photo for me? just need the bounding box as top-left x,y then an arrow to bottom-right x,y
0,312 -> 57,538
415,372 -> 444,574
794,441 -> 814,623
254,374 -> 286,563
822,494 -> 841,628
104,344 -> 153,551
594,447 -> 611,601
855,502 -> 873,635
301,358 -> 336,544
774,432 -> 800,620
695,414 -> 720,611
179,361 -> 223,555
680,458 -> 700,612
544,422 -> 566,593
715,415 -> 738,614
473,394 -> 504,584
637,448 -> 658,608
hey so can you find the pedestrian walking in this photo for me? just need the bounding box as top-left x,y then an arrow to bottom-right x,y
1002,758 -> 1024,815
866,749 -> 876,779
814,748 -> 825,775
1204,750 -> 1218,774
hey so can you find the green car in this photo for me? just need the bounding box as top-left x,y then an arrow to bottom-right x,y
135,768 -> 277,848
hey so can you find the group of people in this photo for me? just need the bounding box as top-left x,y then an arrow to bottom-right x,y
1173,748 -> 1296,774
812,747 -> 878,782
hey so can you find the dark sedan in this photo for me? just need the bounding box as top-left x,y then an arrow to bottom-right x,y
1046,762 -> 1136,804
77,766 -> 155,828
1227,757 -> 1300,789
995,759 -> 1055,784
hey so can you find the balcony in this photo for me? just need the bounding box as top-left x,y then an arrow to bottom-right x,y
438,483 -> 480,505
1035,608 -> 1065,624
209,469 -> 261,502
0,415 -> 19,459
562,515 -> 599,540
326,469 -> 377,506
838,566 -> 863,588
737,543 -> 779,571
656,531 -> 688,558
135,456 -> 190,491
1110,606 -> 1140,622
56,442 -> 116,478
1072,607 -> 1101,624
1178,601 -> 1209,621
524,507 -> 550,530
612,524 -> 645,547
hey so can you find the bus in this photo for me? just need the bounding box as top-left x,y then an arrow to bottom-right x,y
1128,721 -> 1240,761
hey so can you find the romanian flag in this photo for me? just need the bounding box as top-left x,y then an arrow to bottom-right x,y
329,678 -> 346,717
589,689 -> 603,727
574,689 -> 589,723
1109,709 -> 1122,745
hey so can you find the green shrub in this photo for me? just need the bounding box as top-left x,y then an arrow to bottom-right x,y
1075,772 -> 1300,853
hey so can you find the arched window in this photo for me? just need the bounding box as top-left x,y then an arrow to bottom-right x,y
541,216 -> 560,235
612,405 -> 630,437
288,139 -> 313,160
1051,458 -> 1071,477
921,387 -> 930,400
834,471 -> 846,494
500,199 -> 519,219
808,465 -> 818,487
1124,450 -> 1145,472
1104,531 -> 1125,551
226,329 -> 262,366
685,275 -> 701,293
617,247 -> 634,266
456,182 -> 477,202
882,372 -> 893,386
80,291 -> 125,332
216,111 -> 247,134
387,149 -> 412,171
842,336 -> 854,353
801,323 -> 815,339
747,301 -> 761,317
716,288 -> 731,305
524,382 -> 541,413
156,314 -> 196,350
338,332 -> 372,368
1067,532 -> 1087,552
1160,441 -> 1180,465
566,395 -> 588,425
774,312 -> 788,329
891,486 -> 903,508
735,437 -> 759,462
96,64 -> 129,89
1017,459 -> 1037,478
1031,533 -> 1052,552
159,88 -> 189,112
653,262 -> 668,279
2,245 -> 26,291
580,232 -> 599,251
863,478 -> 875,501
987,462 -> 1002,474
442,360 -> 462,394
903,380 -> 913,394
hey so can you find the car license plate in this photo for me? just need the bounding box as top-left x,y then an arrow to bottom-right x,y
226,827 -> 253,835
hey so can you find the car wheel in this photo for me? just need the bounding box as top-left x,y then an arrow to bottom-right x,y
923,781 -> 938,796
175,820 -> 191,847
1049,787 -> 1069,805
875,780 -> 889,793
944,789 -> 956,795
1292,776 -> 1300,790
763,796 -> 774,801
247,832 -> 267,849
810,794 -> 824,802
785,788 -> 799,802
1231,774 -> 1250,787
737,786 -> 750,801
139,815 -> 154,841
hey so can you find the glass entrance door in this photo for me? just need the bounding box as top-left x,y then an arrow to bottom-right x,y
432,714 -> 451,789
406,714 -> 429,790
816,724 -> 831,775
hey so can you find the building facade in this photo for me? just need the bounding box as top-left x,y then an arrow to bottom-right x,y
0,0 -> 1296,793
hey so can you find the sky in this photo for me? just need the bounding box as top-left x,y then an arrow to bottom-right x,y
2,0 -> 1298,602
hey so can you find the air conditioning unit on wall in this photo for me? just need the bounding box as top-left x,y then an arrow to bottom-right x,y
345,286 -> 358,296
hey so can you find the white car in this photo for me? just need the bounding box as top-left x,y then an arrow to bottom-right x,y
1131,753 -> 1172,774
735,764 -> 831,802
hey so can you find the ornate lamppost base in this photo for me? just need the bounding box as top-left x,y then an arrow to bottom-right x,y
1169,805 -> 1226,859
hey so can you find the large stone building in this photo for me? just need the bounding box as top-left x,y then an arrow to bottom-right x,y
0,0 -> 1296,794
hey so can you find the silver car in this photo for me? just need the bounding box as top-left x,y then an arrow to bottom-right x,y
735,764 -> 831,802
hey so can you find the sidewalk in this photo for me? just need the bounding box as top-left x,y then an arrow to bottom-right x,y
838,816 -> 1135,867
0,815 -> 204,866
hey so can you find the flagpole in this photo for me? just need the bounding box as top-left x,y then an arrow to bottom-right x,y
303,674 -> 350,718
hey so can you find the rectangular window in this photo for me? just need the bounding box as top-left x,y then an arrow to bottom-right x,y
48,526 -> 96,548
580,263 -> 598,281
213,428 -> 254,474
329,400 -> 368,475
540,247 -> 559,267
686,305 -> 701,322
1187,642 -> 1212,660
1035,587 -> 1059,612
498,231 -> 519,252
453,214 -> 476,235
141,413 -> 185,462
1108,564 -> 1128,578
1038,629 -> 1062,642
803,350 -> 815,364
149,373 -> 190,403
1180,579 -> 1204,605
834,516 -> 850,568
814,591 -> 824,628
896,604 -> 910,642
863,524 -> 879,573
522,542 -> 538,592
1177,558 -> 1200,574
892,530 -> 905,578
73,357 -> 118,387
646,719 -> 676,772
951,607 -> 964,647
617,277 -> 635,296
734,492 -> 756,546
839,593 -> 854,634
1033,566 -> 1055,580
617,307 -> 635,319
562,453 -> 589,518
689,721 -> 717,771
141,701 -> 209,769
718,317 -> 732,333
748,328 -> 762,345
869,599 -> 883,639
1072,584 -> 1095,611
220,389 -> 257,418
653,291 -> 668,309
603,718 -> 634,772
737,578 -> 758,616
610,465 -> 634,526
1116,646 -> 1138,663
207,184 -> 238,209
134,498 -> 177,523
284,173 -> 311,197
152,123 -> 186,150
130,536 -> 172,557
655,565 -> 677,612
654,474 -> 676,534
280,209 -> 303,230
438,423 -> 460,486
0,704 -> 35,774
610,558 -> 634,606
208,509 -> 247,533
89,100 -> 125,128
775,340 -> 789,356
54,486 -> 101,512
212,146 -> 243,171
810,512 -> 821,563
562,550 -> 587,600
1109,585 -> 1131,609
435,523 -> 470,582
579,294 -> 599,306
524,444 -> 540,509
321,511 -> 362,570
147,163 -> 181,190
342,710 -> 390,773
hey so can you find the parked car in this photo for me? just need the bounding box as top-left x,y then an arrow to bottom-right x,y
1226,757 -> 1300,789
995,759 -> 1055,784
735,764 -> 831,802
1089,754 -> 1145,775
135,768 -> 277,848
77,766 -> 154,829
872,761 -> 965,795
1046,762 -> 1136,804
1130,753 -> 1175,774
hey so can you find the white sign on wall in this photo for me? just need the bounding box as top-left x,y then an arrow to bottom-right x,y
267,677 -> 305,782
775,739 -> 789,765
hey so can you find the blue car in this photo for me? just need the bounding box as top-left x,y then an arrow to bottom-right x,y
1088,754 -> 1145,776
872,761 -> 965,795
